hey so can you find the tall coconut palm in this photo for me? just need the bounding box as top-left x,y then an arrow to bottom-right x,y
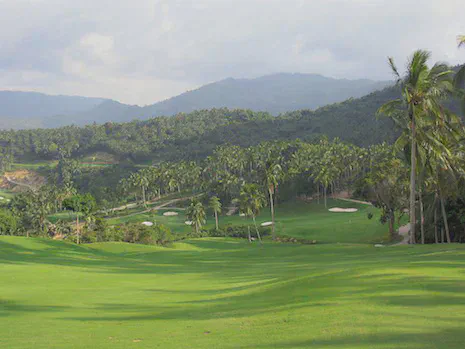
238,184 -> 266,243
378,50 -> 454,244
186,199 -> 206,235
262,161 -> 283,240
456,35 -> 465,112
130,172 -> 149,207
209,196 -> 222,230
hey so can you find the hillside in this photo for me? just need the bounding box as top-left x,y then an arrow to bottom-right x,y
0,86 -> 401,162
0,74 -> 390,129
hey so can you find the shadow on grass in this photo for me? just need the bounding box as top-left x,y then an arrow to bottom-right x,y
0,299 -> 69,318
61,271 -> 465,322
240,327 -> 465,348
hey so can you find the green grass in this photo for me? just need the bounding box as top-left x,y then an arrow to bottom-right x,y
0,188 -> 15,200
11,161 -> 57,170
221,199 -> 390,243
108,199 -> 391,244
107,208 -> 191,235
1,236 -> 465,349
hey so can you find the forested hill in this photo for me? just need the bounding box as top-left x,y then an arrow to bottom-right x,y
0,85 -> 401,162
0,74 -> 390,129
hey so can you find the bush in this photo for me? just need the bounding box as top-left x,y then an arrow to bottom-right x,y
207,224 -> 271,239
0,209 -> 18,235
122,223 -> 173,246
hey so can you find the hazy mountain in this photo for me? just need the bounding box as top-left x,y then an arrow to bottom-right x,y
0,91 -> 107,128
143,73 -> 391,117
0,73 -> 391,129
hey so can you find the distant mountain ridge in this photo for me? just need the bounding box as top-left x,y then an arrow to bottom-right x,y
0,73 -> 391,129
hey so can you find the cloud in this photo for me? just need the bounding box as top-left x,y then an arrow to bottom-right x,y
0,0 -> 464,105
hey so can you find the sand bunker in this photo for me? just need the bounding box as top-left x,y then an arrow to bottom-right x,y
163,211 -> 179,216
239,213 -> 246,217
141,222 -> 154,226
0,196 -> 4,200
328,207 -> 358,213
185,221 -> 193,225
260,221 -> 273,227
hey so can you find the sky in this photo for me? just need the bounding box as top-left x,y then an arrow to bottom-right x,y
0,0 -> 464,106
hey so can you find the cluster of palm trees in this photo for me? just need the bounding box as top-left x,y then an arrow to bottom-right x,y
378,38 -> 465,244
124,138 -> 391,239
119,161 -> 202,206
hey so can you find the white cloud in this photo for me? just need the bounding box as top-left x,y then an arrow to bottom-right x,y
0,0 -> 464,104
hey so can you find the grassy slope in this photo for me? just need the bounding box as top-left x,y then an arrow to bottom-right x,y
109,199 -> 391,244
1,236 -> 465,349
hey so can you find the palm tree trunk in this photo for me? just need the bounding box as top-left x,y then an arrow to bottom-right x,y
409,111 -> 417,244
215,211 -> 219,230
269,189 -> 275,240
76,215 -> 80,245
247,225 -> 251,243
317,184 -> 320,204
252,215 -> 262,244
434,195 -> 439,244
419,190 -> 425,244
439,192 -> 451,243
324,186 -> 327,208
389,210 -> 395,239
142,186 -> 147,207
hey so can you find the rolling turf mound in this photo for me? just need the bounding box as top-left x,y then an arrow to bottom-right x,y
1,236 -> 465,349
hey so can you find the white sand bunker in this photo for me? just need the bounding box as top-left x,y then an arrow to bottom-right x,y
239,213 -> 246,217
260,221 -> 273,227
163,211 -> 179,216
185,221 -> 193,225
328,207 -> 358,213
141,221 -> 154,226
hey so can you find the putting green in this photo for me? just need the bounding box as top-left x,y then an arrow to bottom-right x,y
1,236 -> 465,349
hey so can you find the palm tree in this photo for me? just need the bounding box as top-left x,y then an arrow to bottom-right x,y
378,50 -> 454,244
209,196 -> 222,230
456,35 -> 465,114
130,172 -> 149,207
186,199 -> 206,235
238,184 -> 266,243
262,161 -> 283,240
455,35 -> 465,87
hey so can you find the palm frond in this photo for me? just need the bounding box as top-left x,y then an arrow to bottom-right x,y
454,65 -> 465,89
457,35 -> 465,48
377,99 -> 403,117
388,57 -> 401,82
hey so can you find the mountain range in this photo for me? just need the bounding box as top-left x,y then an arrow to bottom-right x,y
0,73 -> 391,129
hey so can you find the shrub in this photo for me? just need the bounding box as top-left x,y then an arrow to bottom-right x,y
122,223 -> 173,246
0,209 -> 18,235
207,224 -> 271,239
